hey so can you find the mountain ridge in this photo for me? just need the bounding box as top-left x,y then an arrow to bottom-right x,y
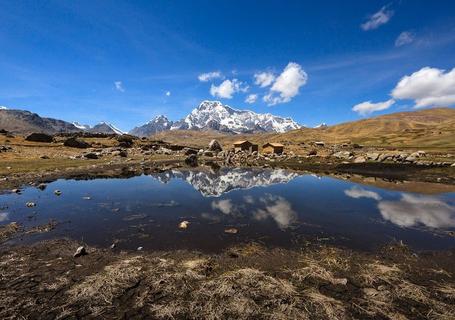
131,100 -> 302,137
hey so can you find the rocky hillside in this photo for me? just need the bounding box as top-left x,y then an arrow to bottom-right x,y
0,109 -> 81,135
130,115 -> 173,137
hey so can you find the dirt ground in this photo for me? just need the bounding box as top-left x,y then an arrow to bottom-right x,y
0,238 -> 454,319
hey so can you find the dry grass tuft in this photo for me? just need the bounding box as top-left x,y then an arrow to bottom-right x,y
67,256 -> 144,306
190,268 -> 302,320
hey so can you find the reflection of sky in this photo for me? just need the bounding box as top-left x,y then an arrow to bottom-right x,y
378,194 -> 455,228
345,186 -> 455,229
0,212 -> 8,222
344,186 -> 382,201
209,194 -> 297,229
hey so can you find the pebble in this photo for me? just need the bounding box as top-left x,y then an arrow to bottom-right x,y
178,220 -> 190,229
26,202 -> 36,207
137,246 -> 143,251
54,190 -> 62,196
224,228 -> 238,234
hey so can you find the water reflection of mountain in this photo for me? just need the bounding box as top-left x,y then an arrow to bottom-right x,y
150,168 -> 300,197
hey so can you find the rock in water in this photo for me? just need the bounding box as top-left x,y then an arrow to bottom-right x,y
73,246 -> 87,258
224,228 -> 238,234
208,139 -> 223,152
54,190 -> 62,196
178,221 -> 190,229
185,154 -> 198,167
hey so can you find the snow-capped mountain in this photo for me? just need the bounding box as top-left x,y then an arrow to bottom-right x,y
166,100 -> 301,134
314,123 -> 328,129
88,122 -> 125,135
72,122 -> 90,130
130,115 -> 173,137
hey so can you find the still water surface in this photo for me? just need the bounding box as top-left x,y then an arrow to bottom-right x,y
1,168 -> 454,252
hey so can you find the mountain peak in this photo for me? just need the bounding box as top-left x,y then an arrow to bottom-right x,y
179,100 -> 301,133
314,123 -> 328,129
89,122 -> 124,135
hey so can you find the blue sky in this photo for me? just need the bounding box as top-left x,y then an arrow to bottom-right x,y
0,0 -> 454,130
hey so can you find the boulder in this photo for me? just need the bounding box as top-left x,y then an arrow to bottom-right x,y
353,156 -> 366,163
333,151 -> 353,160
183,148 -> 198,156
405,155 -> 417,163
25,133 -> 53,143
73,246 -> 87,258
308,149 -> 317,156
119,150 -> 128,157
208,139 -> 223,152
63,137 -> 90,148
204,151 -> 213,157
185,154 -> 198,167
116,134 -> 135,148
84,152 -> 99,159
366,153 -> 380,161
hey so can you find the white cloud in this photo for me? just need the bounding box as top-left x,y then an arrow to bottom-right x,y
254,194 -> 297,229
263,62 -> 308,106
395,31 -> 415,47
344,187 -> 382,201
352,99 -> 395,116
198,71 -> 223,82
254,72 -> 275,87
391,67 -> 455,108
165,91 -> 171,96
0,106 -> 8,110
114,81 -> 125,92
243,195 -> 255,204
211,199 -> 234,215
245,94 -> 258,104
210,79 -> 247,99
378,194 -> 455,228
0,212 -> 8,222
361,6 -> 394,31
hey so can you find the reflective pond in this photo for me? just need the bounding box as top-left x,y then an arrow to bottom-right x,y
1,168 -> 454,252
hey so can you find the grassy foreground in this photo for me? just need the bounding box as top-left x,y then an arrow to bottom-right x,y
0,239 -> 454,319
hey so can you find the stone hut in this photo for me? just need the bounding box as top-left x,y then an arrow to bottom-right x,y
233,140 -> 258,153
262,142 -> 284,154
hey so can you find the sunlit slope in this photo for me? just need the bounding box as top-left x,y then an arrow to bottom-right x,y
152,108 -> 455,150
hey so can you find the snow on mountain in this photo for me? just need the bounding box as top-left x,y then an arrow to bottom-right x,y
72,122 -> 90,130
89,122 -> 125,135
314,123 -> 328,129
169,100 -> 301,133
129,115 -> 173,137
